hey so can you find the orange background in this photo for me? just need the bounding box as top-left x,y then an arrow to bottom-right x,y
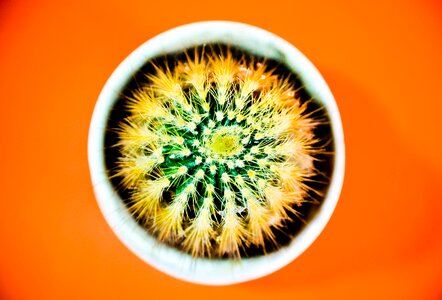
1,0 -> 442,299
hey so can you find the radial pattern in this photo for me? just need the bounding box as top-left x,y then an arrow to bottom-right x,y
114,48 -> 321,258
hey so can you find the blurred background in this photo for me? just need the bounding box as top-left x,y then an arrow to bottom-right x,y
1,0 -> 441,299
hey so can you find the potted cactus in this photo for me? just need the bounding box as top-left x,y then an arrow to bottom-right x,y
88,21 -> 345,284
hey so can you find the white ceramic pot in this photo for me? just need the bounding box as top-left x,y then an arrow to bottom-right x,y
88,21 -> 345,285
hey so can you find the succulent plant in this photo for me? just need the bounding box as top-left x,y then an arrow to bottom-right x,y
113,48 -> 322,258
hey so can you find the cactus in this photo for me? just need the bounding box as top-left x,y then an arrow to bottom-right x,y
113,48 -> 322,258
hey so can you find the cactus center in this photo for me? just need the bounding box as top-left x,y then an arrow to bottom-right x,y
207,126 -> 243,157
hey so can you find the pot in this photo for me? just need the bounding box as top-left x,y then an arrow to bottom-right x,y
88,21 -> 345,285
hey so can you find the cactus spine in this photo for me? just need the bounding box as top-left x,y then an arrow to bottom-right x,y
114,48 -> 321,258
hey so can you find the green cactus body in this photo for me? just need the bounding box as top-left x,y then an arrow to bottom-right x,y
112,47 -> 323,258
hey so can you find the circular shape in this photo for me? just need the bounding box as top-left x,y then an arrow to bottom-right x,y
108,47 -> 328,258
88,21 -> 345,285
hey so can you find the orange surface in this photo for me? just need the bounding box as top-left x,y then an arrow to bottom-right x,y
1,0 -> 442,299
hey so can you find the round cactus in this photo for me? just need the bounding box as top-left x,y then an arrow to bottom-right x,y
113,47 -> 323,258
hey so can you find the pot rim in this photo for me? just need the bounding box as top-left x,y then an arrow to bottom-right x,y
88,20 -> 345,285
